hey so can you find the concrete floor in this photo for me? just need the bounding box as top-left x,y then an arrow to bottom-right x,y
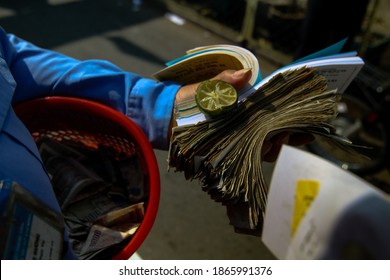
2,0 -> 389,260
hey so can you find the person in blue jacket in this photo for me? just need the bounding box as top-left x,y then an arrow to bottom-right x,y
0,26 -> 257,259
0,26 -> 310,259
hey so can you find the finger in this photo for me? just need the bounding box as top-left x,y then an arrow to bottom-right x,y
261,141 -> 273,157
262,132 -> 290,162
212,68 -> 252,90
175,68 -> 252,105
288,132 -> 315,146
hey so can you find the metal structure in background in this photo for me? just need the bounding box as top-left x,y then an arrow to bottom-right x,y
162,0 -> 322,65
164,0 -> 304,65
164,0 -> 388,66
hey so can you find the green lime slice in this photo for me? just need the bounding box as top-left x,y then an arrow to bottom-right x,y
195,80 -> 238,118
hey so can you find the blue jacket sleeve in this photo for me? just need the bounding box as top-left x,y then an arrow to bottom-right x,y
3,30 -> 180,149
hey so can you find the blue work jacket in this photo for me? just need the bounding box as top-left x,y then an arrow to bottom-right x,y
0,27 -> 179,259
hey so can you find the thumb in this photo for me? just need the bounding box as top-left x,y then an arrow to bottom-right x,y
174,68 -> 252,106
212,68 -> 252,90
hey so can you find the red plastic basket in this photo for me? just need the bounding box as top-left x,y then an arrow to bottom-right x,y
14,97 -> 160,260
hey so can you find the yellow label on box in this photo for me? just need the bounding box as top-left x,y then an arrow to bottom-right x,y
291,180 -> 320,237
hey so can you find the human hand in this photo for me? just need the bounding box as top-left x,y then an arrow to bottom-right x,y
261,131 -> 315,162
172,69 -> 314,162
170,68 -> 252,138
174,68 -> 253,106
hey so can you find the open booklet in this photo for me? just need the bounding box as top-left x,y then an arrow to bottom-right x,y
152,44 -> 262,90
154,40 -> 365,234
153,39 -> 364,126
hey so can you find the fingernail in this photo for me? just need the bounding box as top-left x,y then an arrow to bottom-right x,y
233,68 -> 252,78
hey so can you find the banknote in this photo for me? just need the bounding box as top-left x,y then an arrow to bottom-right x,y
168,67 -> 362,233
